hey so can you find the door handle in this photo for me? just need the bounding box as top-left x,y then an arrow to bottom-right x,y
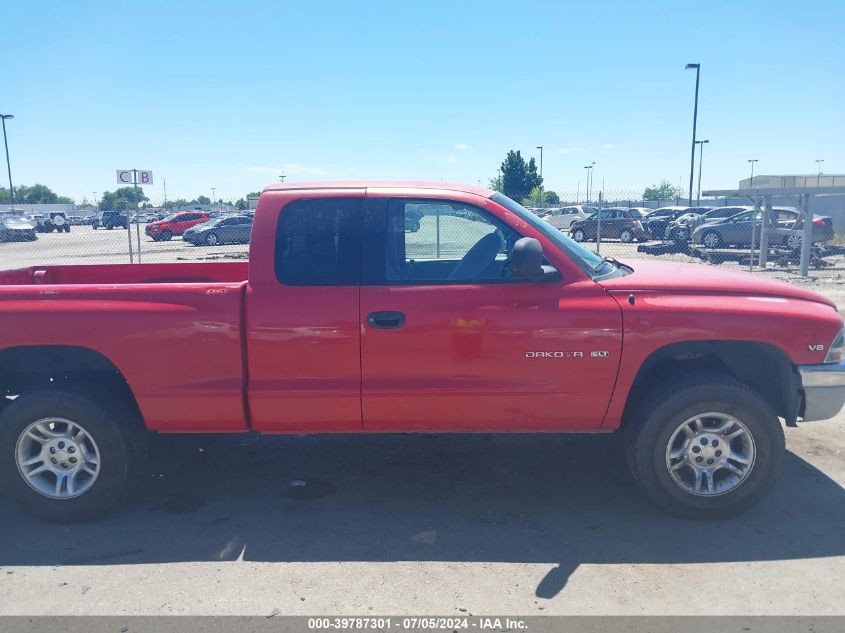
367,311 -> 406,329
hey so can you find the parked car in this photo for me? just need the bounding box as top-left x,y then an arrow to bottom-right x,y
543,205 -> 597,230
692,207 -> 834,249
0,181 -> 843,522
569,207 -> 648,243
145,211 -> 211,241
92,211 -> 129,230
0,215 -> 37,241
768,207 -> 834,249
183,215 -> 254,246
665,206 -> 740,243
66,215 -> 86,226
30,212 -> 70,233
627,207 -> 653,220
644,207 -> 690,240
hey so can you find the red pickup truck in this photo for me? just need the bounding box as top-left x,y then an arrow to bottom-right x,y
1,181 -> 843,521
145,211 -> 212,241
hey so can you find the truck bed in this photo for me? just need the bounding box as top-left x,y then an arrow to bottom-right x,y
0,262 -> 249,286
0,262 -> 250,433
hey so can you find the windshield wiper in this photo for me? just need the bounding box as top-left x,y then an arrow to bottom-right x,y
600,256 -> 633,272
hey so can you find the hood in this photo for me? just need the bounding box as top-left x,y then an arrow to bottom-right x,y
597,258 -> 835,308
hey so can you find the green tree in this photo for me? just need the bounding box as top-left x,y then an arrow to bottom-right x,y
521,186 -> 544,206
643,179 -> 682,201
543,190 -> 560,204
196,195 -> 210,205
499,150 -> 543,202
99,187 -> 149,212
235,198 -> 248,210
1,184 -> 73,204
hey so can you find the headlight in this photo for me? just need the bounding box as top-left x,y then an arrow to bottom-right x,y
825,326 -> 845,363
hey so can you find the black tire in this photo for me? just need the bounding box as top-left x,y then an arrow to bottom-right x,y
571,228 -> 586,242
620,229 -> 634,243
624,372 -> 784,519
205,232 -> 219,246
106,224 -> 114,230
0,390 -> 140,522
160,229 -> 173,241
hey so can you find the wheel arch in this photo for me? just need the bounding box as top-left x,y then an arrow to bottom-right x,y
0,345 -> 144,428
621,340 -> 800,428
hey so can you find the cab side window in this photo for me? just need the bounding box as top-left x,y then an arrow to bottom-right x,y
383,199 -> 525,283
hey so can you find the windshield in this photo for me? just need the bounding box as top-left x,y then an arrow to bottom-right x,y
491,193 -> 622,279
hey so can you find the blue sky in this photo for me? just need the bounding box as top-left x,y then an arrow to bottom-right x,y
3,0 -> 843,205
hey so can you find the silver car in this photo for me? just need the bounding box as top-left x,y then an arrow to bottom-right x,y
543,205 -> 597,231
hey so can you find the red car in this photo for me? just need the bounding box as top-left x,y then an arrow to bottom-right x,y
0,181 -> 843,521
145,211 -> 211,241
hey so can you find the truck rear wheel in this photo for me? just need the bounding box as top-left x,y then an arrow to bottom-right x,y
624,373 -> 784,519
0,390 -> 138,522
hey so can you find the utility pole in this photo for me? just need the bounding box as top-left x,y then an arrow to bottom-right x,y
132,170 -> 142,263
1,114 -> 15,213
279,173 -> 286,183
685,64 -> 701,206
536,145 -> 543,206
163,178 -> 167,212
584,163 -> 595,203
211,187 -> 216,213
92,192 -> 98,208
816,159 -> 824,186
748,159 -> 759,188
695,139 -> 709,205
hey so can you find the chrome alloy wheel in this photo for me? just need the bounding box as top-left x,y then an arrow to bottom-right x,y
15,418 -> 101,499
665,413 -> 756,496
703,232 -> 720,248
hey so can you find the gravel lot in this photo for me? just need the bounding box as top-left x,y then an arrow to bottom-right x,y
0,225 -> 249,268
1,226 -> 844,616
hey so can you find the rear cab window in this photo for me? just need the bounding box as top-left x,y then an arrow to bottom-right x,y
275,198 -> 362,285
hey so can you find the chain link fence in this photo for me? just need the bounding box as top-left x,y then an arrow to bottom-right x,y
529,191 -> 843,277
0,192 -> 842,278
0,207 -> 252,271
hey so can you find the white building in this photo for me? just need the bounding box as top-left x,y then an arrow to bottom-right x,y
0,203 -> 76,215
739,174 -> 845,189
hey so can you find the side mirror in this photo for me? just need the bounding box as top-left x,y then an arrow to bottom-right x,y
511,237 -> 560,282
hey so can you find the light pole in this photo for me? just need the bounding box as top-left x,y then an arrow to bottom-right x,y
536,145 -> 543,206
748,159 -> 759,188
695,139 -> 709,205
685,63 -> 700,206
816,159 -> 824,186
1,114 -> 15,212
211,187 -> 216,214
279,173 -> 286,183
584,162 -> 595,202
92,192 -> 98,209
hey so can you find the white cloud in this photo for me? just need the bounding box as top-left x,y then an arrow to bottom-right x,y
601,144 -> 616,150
447,155 -> 458,164
246,163 -> 327,176
553,146 -> 581,154
454,143 -> 471,150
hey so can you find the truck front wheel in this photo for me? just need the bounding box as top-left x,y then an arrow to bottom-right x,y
625,373 -> 784,519
0,391 -> 137,521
